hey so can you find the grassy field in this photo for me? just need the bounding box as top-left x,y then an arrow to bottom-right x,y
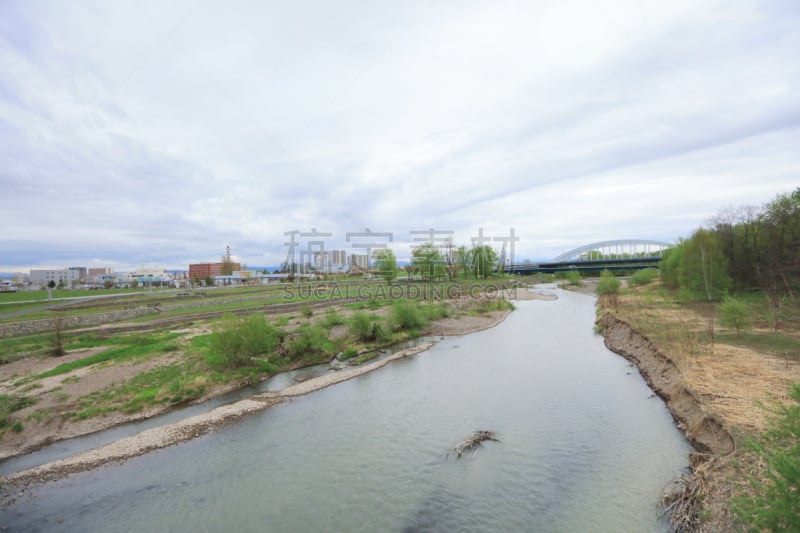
0,278 -> 518,441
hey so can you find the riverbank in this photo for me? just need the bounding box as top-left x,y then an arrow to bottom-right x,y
598,285 -> 800,532
0,343 -> 433,491
1,290 -> 547,496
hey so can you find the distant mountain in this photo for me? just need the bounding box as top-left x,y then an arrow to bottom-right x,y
0,272 -> 14,280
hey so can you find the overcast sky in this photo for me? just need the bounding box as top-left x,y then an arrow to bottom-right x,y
1,0 -> 798,272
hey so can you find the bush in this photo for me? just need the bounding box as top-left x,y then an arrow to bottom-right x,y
321,308 -> 344,328
210,314 -> 282,368
286,324 -> 334,361
719,296 -> 751,337
421,302 -> 450,321
391,300 -> 427,330
629,268 -> 658,287
348,312 -> 388,342
596,269 -> 621,295
300,305 -> 313,318
339,347 -> 358,361
474,298 -> 514,314
733,383 -> 800,531
349,311 -> 374,341
559,270 -> 582,286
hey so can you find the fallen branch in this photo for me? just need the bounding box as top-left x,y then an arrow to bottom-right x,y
448,430 -> 500,459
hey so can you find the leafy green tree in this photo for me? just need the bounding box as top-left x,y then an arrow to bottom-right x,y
680,228 -> 730,301
596,269 -> 620,295
411,243 -> 445,281
372,248 -> 398,282
659,243 -> 683,290
734,383 -> 800,531
472,245 -> 497,279
204,275 -> 214,287
454,245 -> 472,279
718,297 -> 751,337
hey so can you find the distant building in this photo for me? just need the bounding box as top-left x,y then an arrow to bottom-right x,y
88,267 -> 113,277
189,262 -> 241,281
30,267 -> 85,288
331,250 -> 347,265
349,254 -> 368,270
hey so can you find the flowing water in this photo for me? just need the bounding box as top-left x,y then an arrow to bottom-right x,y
1,288 -> 692,532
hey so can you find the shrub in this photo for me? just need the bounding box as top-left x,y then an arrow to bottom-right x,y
475,298 -> 514,314
300,305 -> 313,318
421,302 -> 450,321
349,311 -> 373,341
286,324 -> 333,361
391,300 -> 427,330
339,347 -> 358,361
321,308 -> 344,328
596,269 -> 621,295
558,270 -> 582,286
718,297 -> 751,337
629,268 -> 658,287
733,383 -> 800,531
210,314 -> 282,368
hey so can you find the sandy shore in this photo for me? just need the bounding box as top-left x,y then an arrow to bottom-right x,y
1,290 -> 551,493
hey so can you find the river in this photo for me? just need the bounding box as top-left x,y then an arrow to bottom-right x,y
1,287 -> 691,532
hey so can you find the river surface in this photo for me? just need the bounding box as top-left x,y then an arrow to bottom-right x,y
1,288 -> 691,532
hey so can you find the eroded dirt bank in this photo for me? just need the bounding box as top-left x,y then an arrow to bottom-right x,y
599,312 -> 739,531
599,313 -> 734,456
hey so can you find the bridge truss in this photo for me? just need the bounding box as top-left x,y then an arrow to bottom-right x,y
551,239 -> 674,263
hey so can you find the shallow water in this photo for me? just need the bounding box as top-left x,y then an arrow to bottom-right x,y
1,288 -> 691,532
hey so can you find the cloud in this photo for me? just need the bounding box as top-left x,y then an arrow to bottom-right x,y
1,0 -> 798,271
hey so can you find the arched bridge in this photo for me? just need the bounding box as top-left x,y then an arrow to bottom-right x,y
507,239 -> 674,275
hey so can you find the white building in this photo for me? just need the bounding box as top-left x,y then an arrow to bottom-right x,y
30,268 -> 86,288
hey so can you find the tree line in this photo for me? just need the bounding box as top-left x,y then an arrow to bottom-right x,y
373,242 -> 500,282
660,187 -> 800,301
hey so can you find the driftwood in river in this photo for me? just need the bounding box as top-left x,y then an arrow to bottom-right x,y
448,430 -> 501,459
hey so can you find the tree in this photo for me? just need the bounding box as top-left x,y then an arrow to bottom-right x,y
220,255 -> 235,276
411,243 -> 445,281
454,245 -> 472,280
472,245 -> 497,279
47,280 -> 56,289
204,275 -> 214,286
718,297 -> 751,337
680,228 -> 730,301
372,248 -> 398,283
442,237 -> 457,281
659,242 -> 683,290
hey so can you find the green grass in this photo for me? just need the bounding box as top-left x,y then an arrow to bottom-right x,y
715,331 -> 800,360
0,332 -> 53,363
0,393 -> 38,432
72,361 -> 206,419
32,333 -> 181,380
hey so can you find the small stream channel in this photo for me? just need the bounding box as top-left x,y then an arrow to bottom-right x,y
1,287 -> 692,532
